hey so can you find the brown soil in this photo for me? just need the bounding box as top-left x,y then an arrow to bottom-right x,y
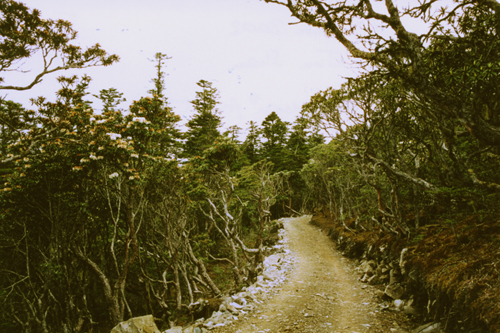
212,216 -> 412,333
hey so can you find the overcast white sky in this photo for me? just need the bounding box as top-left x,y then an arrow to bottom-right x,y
4,0 -> 359,134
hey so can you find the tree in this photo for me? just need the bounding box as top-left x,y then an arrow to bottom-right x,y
276,117 -> 323,215
263,0 -> 500,148
241,120 -> 262,165
0,99 -> 30,160
237,160 -> 284,280
266,0 -> 500,223
183,80 -> 222,158
0,0 -> 119,91
261,111 -> 289,171
286,117 -> 316,171
0,53 -> 188,331
148,52 -> 171,99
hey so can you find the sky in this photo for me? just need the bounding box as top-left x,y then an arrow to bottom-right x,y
3,0 -> 359,135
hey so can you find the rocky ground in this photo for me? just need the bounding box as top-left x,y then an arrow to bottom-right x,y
206,215 -> 415,333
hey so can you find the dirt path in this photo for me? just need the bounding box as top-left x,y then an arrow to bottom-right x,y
212,216 -> 409,333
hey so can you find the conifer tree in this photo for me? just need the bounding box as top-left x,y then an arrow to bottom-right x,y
183,80 -> 222,158
261,111 -> 289,171
286,117 -> 310,172
242,120 -> 262,165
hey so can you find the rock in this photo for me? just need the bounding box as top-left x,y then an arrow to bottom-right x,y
359,260 -> 376,274
404,304 -> 418,315
180,327 -> 201,333
202,321 -> 214,330
403,299 -> 418,315
226,303 -> 237,314
411,322 -> 441,333
263,266 -> 280,280
163,327 -> 182,333
374,289 -> 386,299
367,274 -> 378,284
385,282 -> 404,299
389,268 -> 402,285
263,254 -> 281,267
229,302 -> 244,309
195,298 -> 223,320
399,248 -> 409,274
110,315 -> 160,333
393,299 -> 404,310
379,274 -> 389,282
181,326 -> 195,333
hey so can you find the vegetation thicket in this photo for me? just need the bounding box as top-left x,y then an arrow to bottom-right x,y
0,2 -> 320,331
264,0 -> 500,331
1,0 -> 500,331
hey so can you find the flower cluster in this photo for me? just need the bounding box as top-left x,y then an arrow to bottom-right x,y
132,117 -> 150,124
107,133 -> 121,140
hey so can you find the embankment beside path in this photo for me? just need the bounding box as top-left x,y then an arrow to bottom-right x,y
310,213 -> 500,333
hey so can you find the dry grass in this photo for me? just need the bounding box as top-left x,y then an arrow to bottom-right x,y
410,216 -> 500,331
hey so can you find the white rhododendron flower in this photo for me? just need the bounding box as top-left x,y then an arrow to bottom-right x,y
107,133 -> 121,140
131,153 -> 139,158
133,117 -> 150,124
109,172 -> 119,179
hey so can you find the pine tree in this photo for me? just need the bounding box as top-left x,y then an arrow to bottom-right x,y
261,111 -> 289,171
242,120 -> 262,165
183,80 -> 222,158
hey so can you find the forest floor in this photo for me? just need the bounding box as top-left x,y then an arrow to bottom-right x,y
211,216 -> 413,333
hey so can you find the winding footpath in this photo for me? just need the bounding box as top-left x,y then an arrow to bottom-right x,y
212,216 -> 408,333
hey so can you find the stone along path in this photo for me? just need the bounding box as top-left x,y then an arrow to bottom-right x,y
212,215 -> 401,333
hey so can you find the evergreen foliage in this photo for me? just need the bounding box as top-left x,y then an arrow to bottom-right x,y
2,0 -> 500,331
183,80 -> 222,158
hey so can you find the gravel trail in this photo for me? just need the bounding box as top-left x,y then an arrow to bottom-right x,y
212,216 -> 407,333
